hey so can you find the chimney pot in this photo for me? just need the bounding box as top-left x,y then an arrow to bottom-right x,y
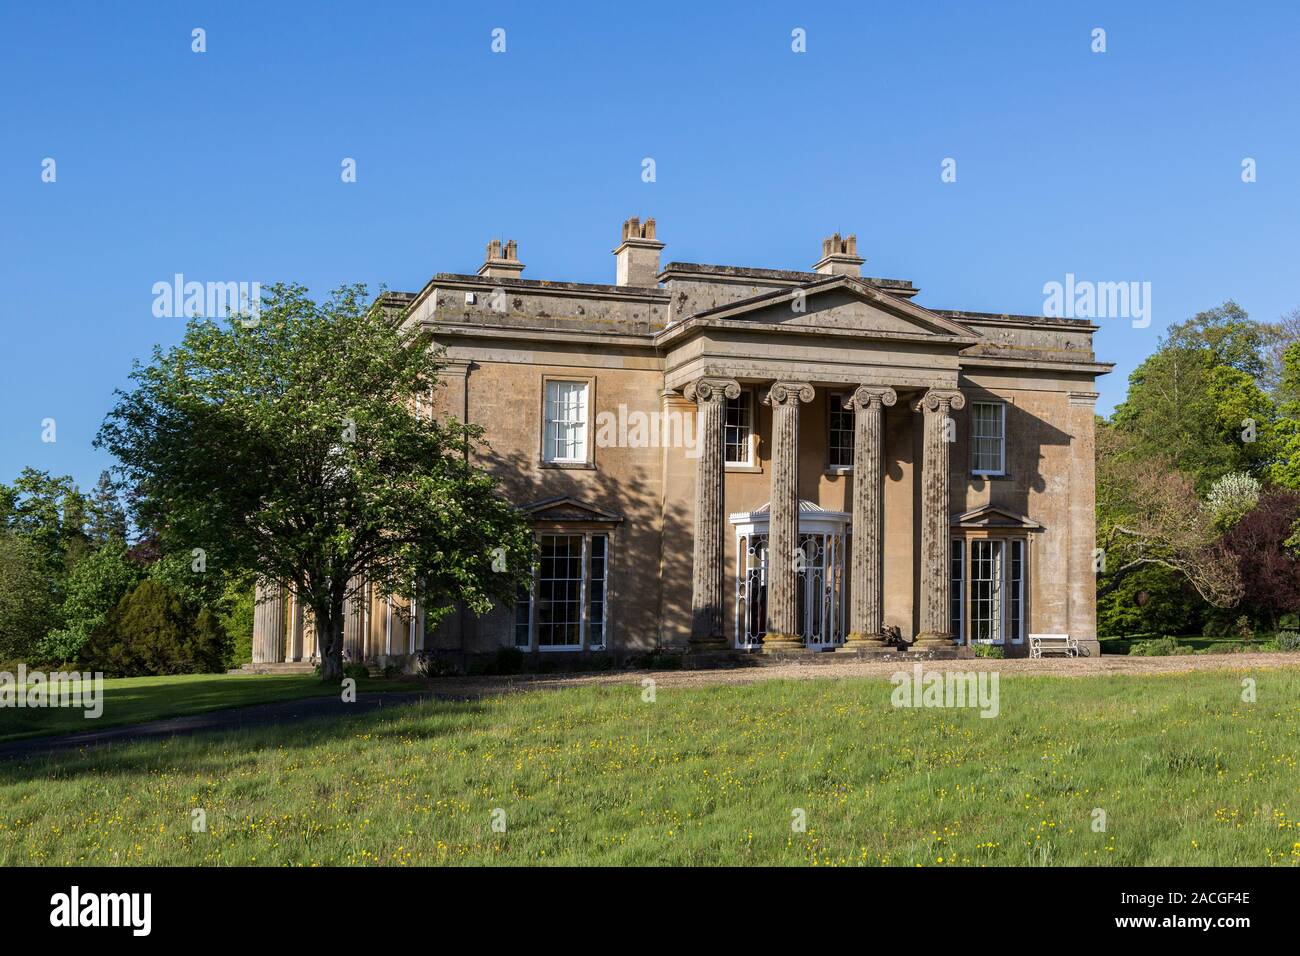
613,216 -> 665,287
477,237 -> 525,279
813,231 -> 865,277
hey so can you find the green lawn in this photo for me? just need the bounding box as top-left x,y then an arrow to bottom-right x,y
1,669 -> 1297,865
0,673 -> 421,743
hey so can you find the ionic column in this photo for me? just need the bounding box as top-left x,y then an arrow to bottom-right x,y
684,376 -> 740,649
253,582 -> 286,663
762,381 -> 814,649
843,386 -> 897,647
915,388 -> 965,647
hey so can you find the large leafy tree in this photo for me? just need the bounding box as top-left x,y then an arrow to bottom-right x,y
97,283 -> 534,682
1271,340 -> 1300,490
1095,424 -> 1242,611
1110,347 -> 1276,491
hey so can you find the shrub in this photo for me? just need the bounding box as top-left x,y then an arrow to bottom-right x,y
218,579 -> 255,669
1097,564 -> 1206,638
1221,490 -> 1300,629
489,646 -> 525,675
973,643 -> 1005,659
632,650 -> 683,670
1204,472 -> 1261,530
1130,636 -> 1180,656
79,579 -> 229,677
413,650 -> 458,678
342,662 -> 369,681
1275,630 -> 1300,652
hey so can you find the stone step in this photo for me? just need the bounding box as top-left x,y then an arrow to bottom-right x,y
229,661 -> 318,676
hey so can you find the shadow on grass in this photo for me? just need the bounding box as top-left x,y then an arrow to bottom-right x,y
0,694 -> 487,784
0,673 -> 422,743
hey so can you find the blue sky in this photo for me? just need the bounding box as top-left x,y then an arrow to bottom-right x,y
3,1 -> 1298,491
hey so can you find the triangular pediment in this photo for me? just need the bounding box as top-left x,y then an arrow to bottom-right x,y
522,496 -> 624,524
950,504 -> 1042,530
690,275 -> 979,342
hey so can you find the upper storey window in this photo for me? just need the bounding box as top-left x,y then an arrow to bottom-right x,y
544,379 -> 589,464
724,391 -> 753,465
828,393 -> 854,468
970,401 -> 1006,475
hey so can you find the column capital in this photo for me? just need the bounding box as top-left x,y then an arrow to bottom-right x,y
684,376 -> 740,404
844,385 -> 898,411
916,387 -> 966,413
762,381 -> 815,407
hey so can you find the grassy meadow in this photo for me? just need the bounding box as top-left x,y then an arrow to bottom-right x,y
1,668 -> 1297,866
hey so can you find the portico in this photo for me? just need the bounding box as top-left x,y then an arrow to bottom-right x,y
681,372 -> 967,653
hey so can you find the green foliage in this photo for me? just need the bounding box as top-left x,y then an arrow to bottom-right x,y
79,579 -> 229,677
218,580 -> 255,668
972,643 -> 1004,658
1095,535 -> 1213,638
96,283 -> 534,683
1274,631 -> 1300,651
86,471 -> 129,545
1111,348 -> 1276,492
35,538 -> 142,664
1204,472 -> 1261,532
1163,301 -> 1280,382
1129,636 -> 1182,656
0,468 -> 92,580
342,662 -> 369,681
0,532 -> 62,661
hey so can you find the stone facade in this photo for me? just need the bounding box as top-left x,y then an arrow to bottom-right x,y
252,219 -> 1111,663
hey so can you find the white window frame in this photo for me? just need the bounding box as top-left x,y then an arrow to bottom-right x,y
970,401 -> 1007,476
724,390 -> 754,467
516,531 -> 611,652
542,378 -> 591,465
827,391 -> 854,470
953,535 -> 1027,646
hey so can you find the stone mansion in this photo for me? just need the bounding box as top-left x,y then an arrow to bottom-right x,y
251,218 -> 1111,665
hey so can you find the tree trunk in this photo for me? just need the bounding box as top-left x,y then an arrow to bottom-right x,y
317,598 -> 346,684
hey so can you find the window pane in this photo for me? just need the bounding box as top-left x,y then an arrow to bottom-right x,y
536,534 -> 583,646
971,402 -> 1004,473
724,393 -> 752,464
828,396 -> 854,468
544,381 -> 588,462
950,539 -> 964,641
589,534 -> 607,648
970,539 -> 1004,643
1009,540 -> 1024,644
514,582 -> 531,647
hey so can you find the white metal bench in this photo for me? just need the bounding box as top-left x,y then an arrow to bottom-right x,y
1029,633 -> 1079,659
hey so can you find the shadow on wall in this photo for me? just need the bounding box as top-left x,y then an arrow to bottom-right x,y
428,444 -> 692,657
890,392 -> 1070,636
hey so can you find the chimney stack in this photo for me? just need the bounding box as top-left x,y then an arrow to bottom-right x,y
478,238 -> 525,279
812,233 -> 864,277
613,217 -> 665,287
